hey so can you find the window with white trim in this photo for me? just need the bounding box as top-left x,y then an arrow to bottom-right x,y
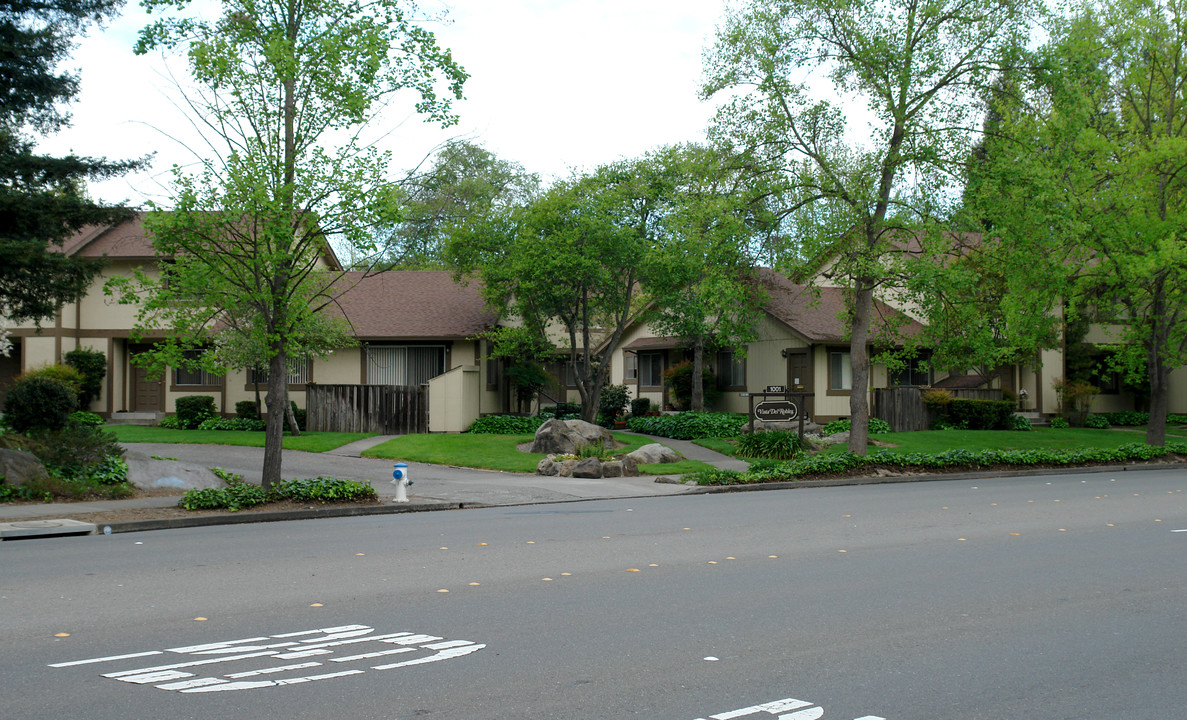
829,350 -> 852,391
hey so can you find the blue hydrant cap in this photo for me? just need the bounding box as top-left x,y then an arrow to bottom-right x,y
394,462 -> 408,467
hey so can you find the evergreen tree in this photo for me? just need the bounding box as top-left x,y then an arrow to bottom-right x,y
0,0 -> 143,327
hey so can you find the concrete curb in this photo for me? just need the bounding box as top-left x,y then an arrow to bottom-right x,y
100,501 -> 477,535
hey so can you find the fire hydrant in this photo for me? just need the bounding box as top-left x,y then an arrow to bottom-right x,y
392,462 -> 412,503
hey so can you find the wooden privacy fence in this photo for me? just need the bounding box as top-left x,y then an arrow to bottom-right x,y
872,387 -> 1004,432
306,384 -> 428,434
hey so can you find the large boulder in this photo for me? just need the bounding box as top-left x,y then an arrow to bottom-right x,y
530,419 -> 614,455
626,443 -> 681,465
0,448 -> 50,488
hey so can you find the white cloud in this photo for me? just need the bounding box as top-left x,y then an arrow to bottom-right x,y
38,0 -> 732,206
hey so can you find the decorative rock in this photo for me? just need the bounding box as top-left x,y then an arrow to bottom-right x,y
0,448 -> 49,488
536,457 -> 559,476
571,457 -> 603,478
602,461 -> 623,477
625,443 -> 681,464
558,459 -> 579,477
621,455 -> 639,476
529,419 -> 614,455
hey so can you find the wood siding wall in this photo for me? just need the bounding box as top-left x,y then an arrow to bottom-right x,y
306,384 -> 428,434
872,387 -> 1004,432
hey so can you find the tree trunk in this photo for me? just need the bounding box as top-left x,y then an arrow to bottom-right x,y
285,388 -> 301,436
262,346 -> 287,489
1145,342 -> 1170,447
691,335 -> 705,412
848,279 -> 873,456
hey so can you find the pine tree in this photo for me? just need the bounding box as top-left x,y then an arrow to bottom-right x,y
0,0 -> 142,326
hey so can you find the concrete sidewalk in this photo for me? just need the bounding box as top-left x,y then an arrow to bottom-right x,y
0,432 -> 733,530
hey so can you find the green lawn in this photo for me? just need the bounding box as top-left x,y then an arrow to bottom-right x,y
105,424 -> 376,453
363,432 -> 715,475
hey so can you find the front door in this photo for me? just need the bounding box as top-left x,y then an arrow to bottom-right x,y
130,350 -> 164,412
785,349 -> 814,419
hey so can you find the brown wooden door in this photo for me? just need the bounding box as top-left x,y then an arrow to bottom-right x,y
131,358 -> 164,411
785,349 -> 814,419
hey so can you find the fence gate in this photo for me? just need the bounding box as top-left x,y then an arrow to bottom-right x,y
873,387 -> 1004,432
306,384 -> 428,434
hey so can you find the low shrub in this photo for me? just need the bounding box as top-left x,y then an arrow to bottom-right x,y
158,415 -> 182,429
179,482 -> 269,511
175,395 -> 217,429
235,400 -> 260,419
822,418 -> 891,436
597,384 -> 630,427
467,414 -> 547,434
18,425 -> 123,477
178,475 -> 376,510
70,411 -> 105,427
626,412 -> 748,439
1049,416 -> 1070,429
64,347 -> 107,408
1007,414 -> 1033,431
539,404 -> 582,420
735,430 -> 806,460
197,417 -> 267,431
3,375 -> 78,432
273,477 -> 376,503
1100,411 -> 1148,426
945,398 -> 1015,430
1084,415 -> 1111,429
630,397 -> 651,417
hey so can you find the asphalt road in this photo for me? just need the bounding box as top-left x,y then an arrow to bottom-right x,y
3,468 -> 1185,719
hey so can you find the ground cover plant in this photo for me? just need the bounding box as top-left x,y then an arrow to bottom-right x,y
178,475 -> 376,511
364,432 -> 713,475
0,426 -> 133,502
105,424 -> 374,452
686,441 -> 1187,486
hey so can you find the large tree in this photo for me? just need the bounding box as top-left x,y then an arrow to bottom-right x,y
124,0 -> 466,486
0,0 -> 142,346
702,0 -> 1037,453
377,140 -> 538,269
447,160 -> 669,424
971,0 -> 1187,445
643,143 -> 767,412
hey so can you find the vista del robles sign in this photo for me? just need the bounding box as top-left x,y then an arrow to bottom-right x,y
746,386 -> 814,437
754,399 -> 798,422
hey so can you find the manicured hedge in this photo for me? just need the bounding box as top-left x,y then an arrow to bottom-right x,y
945,398 -> 1016,430
687,441 -> 1187,485
626,412 -> 749,439
175,395 -> 217,429
466,415 -> 547,434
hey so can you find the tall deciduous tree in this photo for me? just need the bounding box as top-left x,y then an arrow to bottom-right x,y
379,140 -> 538,269
0,0 -> 142,345
447,160 -> 667,424
125,0 -> 466,486
643,143 -> 767,412
702,0 -> 1037,454
973,0 -> 1187,445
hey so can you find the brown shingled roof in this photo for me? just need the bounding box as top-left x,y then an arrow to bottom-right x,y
757,268 -> 924,343
332,271 -> 497,339
61,212 -> 157,258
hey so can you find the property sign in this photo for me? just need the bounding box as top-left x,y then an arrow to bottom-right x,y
754,400 -> 798,421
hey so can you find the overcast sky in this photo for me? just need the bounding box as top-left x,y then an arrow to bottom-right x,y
39,0 -> 735,207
